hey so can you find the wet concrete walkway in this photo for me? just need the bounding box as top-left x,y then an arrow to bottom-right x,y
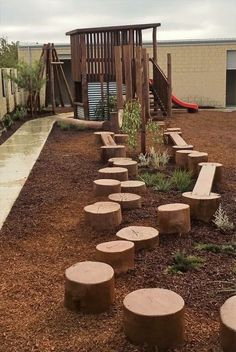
0,117 -> 56,230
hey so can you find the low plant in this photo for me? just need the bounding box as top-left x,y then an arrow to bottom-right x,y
167,251 -> 204,274
94,95 -> 117,120
138,153 -> 151,167
171,169 -> 193,192
213,204 -> 234,233
12,105 -> 27,121
195,242 -> 236,256
122,100 -> 141,151
146,119 -> 163,149
57,121 -> 86,131
138,172 -> 165,187
149,147 -> 170,169
153,174 -> 173,192
3,114 -> 13,129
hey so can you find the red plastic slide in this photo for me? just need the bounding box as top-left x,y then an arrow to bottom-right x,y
172,95 -> 198,113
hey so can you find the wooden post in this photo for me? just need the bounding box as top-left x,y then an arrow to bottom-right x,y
49,45 -> 56,114
114,46 -> 123,109
81,35 -> 89,119
152,27 -> 157,64
167,53 -> 172,117
123,45 -> 132,102
135,46 -> 142,104
140,49 -> 150,154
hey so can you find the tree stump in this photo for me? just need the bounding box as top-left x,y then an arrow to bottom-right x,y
113,160 -> 138,179
108,193 -> 141,209
108,157 -> 132,166
220,295 -> 236,352
188,152 -> 208,177
84,201 -> 122,231
94,131 -> 114,145
123,288 -> 185,348
175,150 -> 199,169
101,145 -> 126,162
121,180 -> 146,195
95,240 -> 135,275
93,179 -> 121,197
157,203 -> 191,234
198,162 -> 223,184
98,167 -> 128,181
114,134 -> 129,144
116,226 -> 159,251
64,261 -> 114,313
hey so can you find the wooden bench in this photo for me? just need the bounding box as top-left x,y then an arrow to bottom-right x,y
182,162 -> 222,222
101,133 -> 117,146
96,132 -> 127,162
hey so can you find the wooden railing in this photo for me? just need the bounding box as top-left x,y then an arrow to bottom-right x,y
149,57 -> 172,117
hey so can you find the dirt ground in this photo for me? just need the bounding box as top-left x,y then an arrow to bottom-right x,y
0,110 -> 236,352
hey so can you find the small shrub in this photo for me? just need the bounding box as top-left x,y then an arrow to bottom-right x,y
167,251 -> 204,274
138,153 -> 151,167
94,95 -> 117,120
171,169 -> 193,192
213,204 -> 234,233
122,100 -> 141,150
149,147 -> 170,169
195,242 -> 236,256
153,174 -> 172,192
146,119 -> 163,148
138,172 -> 165,187
3,114 -> 13,129
12,106 -> 26,121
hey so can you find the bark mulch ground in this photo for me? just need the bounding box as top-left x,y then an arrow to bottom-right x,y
0,110 -> 236,352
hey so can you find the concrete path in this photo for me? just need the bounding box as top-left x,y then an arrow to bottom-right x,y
0,117 -> 56,230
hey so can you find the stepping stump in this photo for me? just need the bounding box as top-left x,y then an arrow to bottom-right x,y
108,157 -> 132,166
101,145 -> 126,162
220,295 -> 236,352
188,152 -> 208,177
98,167 -> 128,181
121,180 -> 146,195
93,179 -> 121,197
113,160 -> 138,179
172,144 -> 194,157
64,261 -> 114,313
157,203 -> 191,234
108,193 -> 141,209
123,288 -> 185,348
175,150 -> 199,169
94,131 -> 114,145
84,201 -> 122,231
114,134 -> 129,144
116,226 -> 159,251
198,162 -> 223,184
95,240 -> 135,275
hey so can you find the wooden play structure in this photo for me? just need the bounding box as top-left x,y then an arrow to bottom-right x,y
66,23 -> 172,123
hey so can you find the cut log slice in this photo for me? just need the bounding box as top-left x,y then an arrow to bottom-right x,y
113,160 -> 138,179
198,162 -> 223,184
94,131 -> 115,145
220,295 -> 236,352
121,180 -> 146,195
93,179 -> 121,197
188,152 -> 208,177
95,240 -> 135,275
108,157 -> 132,166
123,288 -> 185,348
101,145 -> 126,162
172,145 -> 194,156
98,167 -> 128,181
64,261 -> 114,313
116,226 -> 159,250
84,201 -> 122,231
182,192 -> 221,222
157,203 -> 191,234
175,150 -> 199,169
165,127 -> 181,132
114,134 -> 129,144
108,193 -> 141,209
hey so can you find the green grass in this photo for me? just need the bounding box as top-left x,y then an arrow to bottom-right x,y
171,169 -> 193,192
138,172 -> 165,187
195,242 -> 236,256
153,174 -> 173,192
167,251 -> 204,274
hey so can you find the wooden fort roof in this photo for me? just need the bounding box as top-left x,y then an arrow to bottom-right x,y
66,23 -> 161,36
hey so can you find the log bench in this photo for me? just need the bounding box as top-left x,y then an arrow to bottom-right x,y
95,131 -> 127,161
164,131 -> 193,155
182,162 -> 222,222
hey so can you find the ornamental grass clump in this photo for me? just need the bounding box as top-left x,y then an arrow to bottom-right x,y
138,172 -> 165,187
171,169 -> 193,192
167,251 -> 204,274
195,243 -> 236,256
213,204 -> 234,233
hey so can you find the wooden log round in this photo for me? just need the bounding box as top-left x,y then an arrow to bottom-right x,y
123,288 -> 185,348
113,160 -> 138,179
101,145 -> 126,162
182,192 -> 221,222
64,261 -> 114,313
93,179 -> 121,197
108,157 -> 132,166
84,201 -> 122,231
220,295 -> 236,352
198,162 -> 223,184
175,150 -> 199,169
94,131 -> 115,145
116,226 -> 159,251
121,180 -> 146,195
157,203 -> 191,234
108,193 -> 141,209
95,240 -> 135,275
98,167 -> 128,181
114,134 -> 129,144
188,152 -> 208,177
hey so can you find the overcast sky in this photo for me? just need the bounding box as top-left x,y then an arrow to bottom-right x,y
0,0 -> 236,44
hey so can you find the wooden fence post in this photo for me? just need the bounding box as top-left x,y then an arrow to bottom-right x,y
81,34 -> 89,119
114,46 -> 123,109
123,45 -> 133,102
167,53 -> 172,117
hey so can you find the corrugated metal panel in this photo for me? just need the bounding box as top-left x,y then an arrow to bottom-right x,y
77,105 -> 85,119
88,82 -> 126,120
227,51 -> 236,70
